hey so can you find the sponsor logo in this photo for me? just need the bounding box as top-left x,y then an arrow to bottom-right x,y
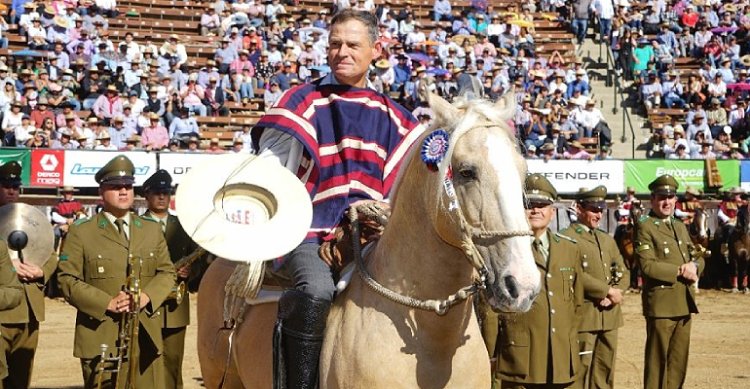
541,172 -> 611,180
171,167 -> 193,175
69,164 -> 151,176
655,167 -> 703,178
40,154 -> 59,171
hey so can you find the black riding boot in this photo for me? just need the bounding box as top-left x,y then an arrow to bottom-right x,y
273,289 -> 332,389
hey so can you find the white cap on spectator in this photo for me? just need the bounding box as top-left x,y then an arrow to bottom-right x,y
231,27 -> 239,34
724,126 -> 732,135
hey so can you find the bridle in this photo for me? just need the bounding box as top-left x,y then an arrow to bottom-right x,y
354,122 -> 532,315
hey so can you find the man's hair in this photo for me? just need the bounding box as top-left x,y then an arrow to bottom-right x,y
330,9 -> 378,46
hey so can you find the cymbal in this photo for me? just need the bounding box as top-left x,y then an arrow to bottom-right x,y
0,203 -> 54,267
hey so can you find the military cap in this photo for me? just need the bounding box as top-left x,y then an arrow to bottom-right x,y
142,169 -> 172,193
95,155 -> 135,185
0,161 -> 23,186
648,174 -> 679,195
576,185 -> 607,211
525,173 -> 557,204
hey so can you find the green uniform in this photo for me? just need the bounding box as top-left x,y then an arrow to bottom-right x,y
0,247 -> 57,389
562,223 -> 628,389
142,212 -> 197,389
0,241 -> 24,382
487,230 -> 584,388
57,212 -> 176,389
636,213 -> 703,389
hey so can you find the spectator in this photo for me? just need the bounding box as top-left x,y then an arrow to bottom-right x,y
168,108 -> 199,141
572,0 -> 593,45
108,115 -> 136,149
13,114 -> 36,147
50,129 -> 76,149
92,84 -> 124,123
201,6 -> 221,36
180,75 -> 207,116
563,140 -> 592,159
264,81 -> 283,110
141,112 -> 170,150
94,132 -> 117,150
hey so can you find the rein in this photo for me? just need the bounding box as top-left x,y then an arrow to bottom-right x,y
352,122 -> 532,315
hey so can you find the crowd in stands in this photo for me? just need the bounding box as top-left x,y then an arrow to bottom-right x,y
597,0 -> 750,159
0,0 -> 631,157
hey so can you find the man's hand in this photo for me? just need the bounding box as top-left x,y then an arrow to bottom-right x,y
176,265 -> 190,279
12,260 -> 44,282
598,297 -> 612,308
107,291 -> 131,313
678,262 -> 699,283
607,287 -> 623,305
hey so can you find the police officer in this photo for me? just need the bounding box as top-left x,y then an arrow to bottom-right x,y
0,240 -> 24,384
484,173 -> 584,389
141,170 -> 200,389
562,186 -> 628,389
635,174 -> 703,389
57,155 -> 176,388
0,161 -> 59,389
716,187 -> 745,269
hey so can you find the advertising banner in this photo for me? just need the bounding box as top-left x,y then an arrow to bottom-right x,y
624,160 -> 740,193
527,160 -> 625,194
30,149 -> 65,187
158,153 -> 222,185
62,151 -> 157,187
741,161 -> 750,192
0,149 -> 31,186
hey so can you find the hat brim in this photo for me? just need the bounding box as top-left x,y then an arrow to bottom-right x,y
175,155 -> 312,262
526,194 -> 554,205
100,176 -> 135,186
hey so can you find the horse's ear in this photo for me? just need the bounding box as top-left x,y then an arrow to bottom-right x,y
494,90 -> 517,122
428,93 -> 458,130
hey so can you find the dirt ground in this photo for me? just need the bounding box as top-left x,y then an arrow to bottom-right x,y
30,290 -> 750,388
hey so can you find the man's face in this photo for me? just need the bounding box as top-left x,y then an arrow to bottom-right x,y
62,191 -> 74,200
328,19 -> 379,86
577,203 -> 603,229
100,183 -> 134,212
650,193 -> 677,218
525,201 -> 554,231
0,183 -> 20,205
145,190 -> 171,214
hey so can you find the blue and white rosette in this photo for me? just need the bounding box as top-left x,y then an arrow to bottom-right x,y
420,129 -> 450,171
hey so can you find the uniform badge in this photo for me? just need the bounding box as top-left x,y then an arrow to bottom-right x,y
664,247 -> 670,255
98,266 -> 105,273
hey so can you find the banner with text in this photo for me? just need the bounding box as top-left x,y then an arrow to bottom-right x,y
62,151 -> 157,187
527,159 -> 625,194
158,153 -> 225,185
624,160 -> 740,193
741,161 -> 750,191
0,149 -> 31,186
30,149 -> 65,187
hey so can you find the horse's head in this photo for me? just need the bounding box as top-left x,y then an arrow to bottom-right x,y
420,93 -> 541,312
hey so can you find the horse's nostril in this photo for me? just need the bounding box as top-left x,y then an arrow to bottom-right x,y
504,275 -> 520,299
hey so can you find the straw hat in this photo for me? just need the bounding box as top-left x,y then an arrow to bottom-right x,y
375,59 -> 391,69
741,55 -> 750,67
174,155 -> 313,262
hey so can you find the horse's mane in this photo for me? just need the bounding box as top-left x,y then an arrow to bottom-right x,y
389,94 -> 519,211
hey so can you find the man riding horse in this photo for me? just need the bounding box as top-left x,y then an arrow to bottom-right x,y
675,186 -> 702,225
717,187 -> 747,257
250,9 -> 422,389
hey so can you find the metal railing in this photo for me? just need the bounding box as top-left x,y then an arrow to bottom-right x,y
604,42 -> 638,158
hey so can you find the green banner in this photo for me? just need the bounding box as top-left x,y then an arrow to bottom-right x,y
0,149 -> 32,186
624,160 -> 740,193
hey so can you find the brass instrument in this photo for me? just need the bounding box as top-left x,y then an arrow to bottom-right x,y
94,255 -> 142,389
166,247 -> 207,304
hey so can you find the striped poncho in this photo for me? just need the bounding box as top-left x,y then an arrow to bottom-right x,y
252,77 -> 423,243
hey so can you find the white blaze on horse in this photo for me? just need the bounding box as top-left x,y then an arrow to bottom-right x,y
192,93 -> 541,388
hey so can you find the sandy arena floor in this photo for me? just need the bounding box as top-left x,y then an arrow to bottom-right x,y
29,289 -> 750,388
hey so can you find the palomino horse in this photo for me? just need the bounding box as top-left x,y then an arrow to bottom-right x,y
196,93 -> 541,388
614,203 -> 643,291
728,206 -> 750,292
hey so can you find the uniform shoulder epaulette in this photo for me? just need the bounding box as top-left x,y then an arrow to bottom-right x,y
72,217 -> 91,226
555,232 -> 577,243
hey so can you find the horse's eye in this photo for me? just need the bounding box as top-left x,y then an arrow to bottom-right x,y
458,167 -> 477,180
